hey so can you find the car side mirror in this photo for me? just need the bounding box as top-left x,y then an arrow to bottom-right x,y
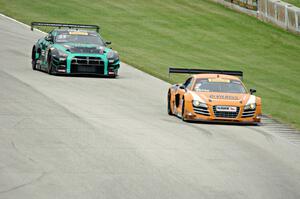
45,35 -> 53,42
105,41 -> 112,45
250,88 -> 256,94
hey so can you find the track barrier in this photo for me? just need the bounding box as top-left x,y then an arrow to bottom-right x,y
212,0 -> 300,34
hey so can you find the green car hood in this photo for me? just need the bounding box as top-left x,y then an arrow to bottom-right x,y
53,43 -> 112,55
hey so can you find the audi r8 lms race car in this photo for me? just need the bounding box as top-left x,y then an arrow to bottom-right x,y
31,22 -> 120,77
167,68 -> 262,124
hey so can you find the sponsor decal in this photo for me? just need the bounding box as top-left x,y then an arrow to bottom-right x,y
69,31 -> 88,35
216,106 -> 237,112
208,78 -> 230,83
210,95 -> 239,100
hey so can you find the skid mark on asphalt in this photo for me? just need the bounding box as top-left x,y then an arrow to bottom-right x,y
261,116 -> 300,146
0,172 -> 48,194
10,141 -> 39,164
187,123 -> 213,137
245,126 -> 275,143
163,115 -> 300,146
161,118 -> 213,137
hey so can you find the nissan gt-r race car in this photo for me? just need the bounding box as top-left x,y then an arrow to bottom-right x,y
31,22 -> 120,77
167,68 -> 262,124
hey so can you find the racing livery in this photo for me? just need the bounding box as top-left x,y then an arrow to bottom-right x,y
167,68 -> 262,123
31,22 -> 120,77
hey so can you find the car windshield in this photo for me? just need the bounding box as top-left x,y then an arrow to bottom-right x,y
194,78 -> 246,93
55,32 -> 104,45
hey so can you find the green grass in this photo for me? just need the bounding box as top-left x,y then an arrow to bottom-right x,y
283,0 -> 300,7
0,0 -> 299,129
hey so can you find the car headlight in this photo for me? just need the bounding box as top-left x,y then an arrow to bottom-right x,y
107,50 -> 119,63
58,50 -> 68,60
244,103 -> 256,110
193,100 -> 208,108
98,46 -> 105,54
244,95 -> 256,110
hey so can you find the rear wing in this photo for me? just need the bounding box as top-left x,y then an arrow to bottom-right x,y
31,22 -> 100,32
169,67 -> 243,79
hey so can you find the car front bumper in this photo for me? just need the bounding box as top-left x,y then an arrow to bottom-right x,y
185,103 -> 261,123
52,53 -> 120,76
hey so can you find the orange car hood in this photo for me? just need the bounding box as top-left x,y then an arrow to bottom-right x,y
191,91 -> 250,106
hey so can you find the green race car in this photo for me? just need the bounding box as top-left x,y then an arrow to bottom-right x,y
31,22 -> 120,77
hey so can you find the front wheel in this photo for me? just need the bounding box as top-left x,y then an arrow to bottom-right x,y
47,54 -> 55,75
167,92 -> 173,115
181,99 -> 187,122
32,47 -> 37,70
109,70 -> 118,78
108,74 -> 117,78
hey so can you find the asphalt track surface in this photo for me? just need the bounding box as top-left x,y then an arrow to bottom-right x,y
0,15 -> 300,199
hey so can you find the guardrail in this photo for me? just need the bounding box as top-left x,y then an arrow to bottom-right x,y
213,0 -> 300,34
258,0 -> 300,33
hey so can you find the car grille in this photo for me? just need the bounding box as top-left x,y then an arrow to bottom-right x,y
213,106 -> 240,118
242,108 -> 256,118
71,56 -> 104,74
193,106 -> 210,116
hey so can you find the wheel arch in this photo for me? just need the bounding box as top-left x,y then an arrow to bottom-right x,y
32,45 -> 41,60
47,49 -> 53,63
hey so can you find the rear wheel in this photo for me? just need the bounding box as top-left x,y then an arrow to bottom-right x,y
167,92 -> 173,115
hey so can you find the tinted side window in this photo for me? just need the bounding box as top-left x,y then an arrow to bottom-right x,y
183,77 -> 193,89
186,78 -> 194,89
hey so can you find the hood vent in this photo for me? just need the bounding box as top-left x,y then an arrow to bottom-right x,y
69,47 -> 99,54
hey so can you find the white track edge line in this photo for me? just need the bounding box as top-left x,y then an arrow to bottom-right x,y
0,13 -> 46,34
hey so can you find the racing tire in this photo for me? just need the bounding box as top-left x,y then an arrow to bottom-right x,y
47,54 -> 55,75
109,75 -> 117,78
109,70 -> 118,78
167,92 -> 173,115
181,99 -> 187,122
32,47 -> 37,70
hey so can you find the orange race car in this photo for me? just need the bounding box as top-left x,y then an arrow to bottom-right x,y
167,68 -> 261,124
